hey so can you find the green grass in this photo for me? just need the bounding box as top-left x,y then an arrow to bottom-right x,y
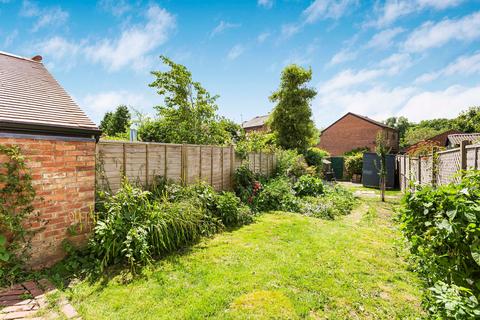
66,198 -> 424,319
338,182 -> 403,197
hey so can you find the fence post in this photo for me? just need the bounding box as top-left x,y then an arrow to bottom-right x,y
181,144 -> 186,185
431,147 -> 437,188
210,146 -> 214,185
145,144 -> 149,187
230,146 -> 234,190
475,147 -> 479,170
164,145 -> 168,179
460,140 -> 470,172
199,146 -> 202,180
122,143 -> 126,178
417,156 -> 421,184
221,147 -> 224,190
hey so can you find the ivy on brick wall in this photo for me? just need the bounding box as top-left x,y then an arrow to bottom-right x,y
0,144 -> 36,284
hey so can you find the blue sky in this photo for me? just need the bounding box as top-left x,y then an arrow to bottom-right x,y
1,0 -> 480,128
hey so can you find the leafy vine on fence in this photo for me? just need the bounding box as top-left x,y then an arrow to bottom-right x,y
0,144 -> 37,282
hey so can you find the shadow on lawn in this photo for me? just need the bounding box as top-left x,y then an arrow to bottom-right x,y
41,222 -> 250,294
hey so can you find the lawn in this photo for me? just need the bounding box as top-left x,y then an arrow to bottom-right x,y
65,197 -> 424,319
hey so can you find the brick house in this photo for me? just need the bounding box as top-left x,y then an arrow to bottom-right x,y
0,52 -> 101,267
241,115 -> 269,133
318,112 -> 399,156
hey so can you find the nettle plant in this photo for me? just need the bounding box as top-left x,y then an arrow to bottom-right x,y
0,145 -> 37,282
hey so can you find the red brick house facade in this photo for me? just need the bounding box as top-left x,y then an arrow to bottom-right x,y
241,115 -> 269,133
0,52 -> 101,267
318,112 -> 399,156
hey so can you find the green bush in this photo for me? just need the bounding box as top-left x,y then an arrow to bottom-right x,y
90,180 -> 220,271
293,175 -> 324,197
256,178 -> 298,212
216,192 -> 254,227
274,149 -> 312,180
344,152 -> 363,178
233,164 -> 263,205
298,185 -> 355,219
400,171 -> 480,318
304,147 -> 329,172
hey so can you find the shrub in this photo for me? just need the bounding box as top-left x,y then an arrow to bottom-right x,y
298,185 -> 355,219
274,149 -> 311,180
256,178 -> 298,212
233,164 -> 263,205
90,180 -> 220,271
293,175 -> 324,197
400,171 -> 480,318
344,152 -> 363,178
216,192 -> 254,227
304,147 -> 329,171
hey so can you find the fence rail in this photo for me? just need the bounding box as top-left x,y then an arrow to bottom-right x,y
397,141 -> 480,191
96,141 -> 276,192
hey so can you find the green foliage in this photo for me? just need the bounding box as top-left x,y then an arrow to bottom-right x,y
90,180 -> 219,272
235,131 -> 278,159
293,175 -> 324,197
0,145 -> 36,285
304,147 -> 329,174
269,64 -> 318,152
343,147 -> 369,157
298,185 -> 355,220
216,192 -> 253,227
455,106 -> 480,133
385,116 -> 412,145
400,171 -> 480,318
138,56 -> 235,145
233,164 -> 262,205
256,178 -> 298,212
344,152 -> 363,178
274,149 -> 312,180
100,105 -> 131,137
403,126 -> 442,147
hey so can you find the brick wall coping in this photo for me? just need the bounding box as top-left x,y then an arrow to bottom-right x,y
0,132 -> 96,142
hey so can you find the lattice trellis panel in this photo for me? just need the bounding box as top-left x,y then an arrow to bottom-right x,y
437,150 -> 461,185
420,156 -> 433,186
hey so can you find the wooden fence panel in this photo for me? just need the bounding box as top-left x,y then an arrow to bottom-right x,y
96,141 -> 277,193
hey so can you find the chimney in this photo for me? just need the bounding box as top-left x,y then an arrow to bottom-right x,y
31,55 -> 43,62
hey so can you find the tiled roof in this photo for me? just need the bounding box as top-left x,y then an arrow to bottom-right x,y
448,133 -> 480,146
322,112 -> 395,133
0,51 -> 99,132
241,114 -> 269,129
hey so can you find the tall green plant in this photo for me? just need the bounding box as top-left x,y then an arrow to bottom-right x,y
375,132 -> 390,202
269,64 -> 318,152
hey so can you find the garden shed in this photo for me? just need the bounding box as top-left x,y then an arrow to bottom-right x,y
0,51 -> 101,267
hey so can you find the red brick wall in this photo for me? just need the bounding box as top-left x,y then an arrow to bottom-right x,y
318,114 -> 399,156
0,135 -> 96,268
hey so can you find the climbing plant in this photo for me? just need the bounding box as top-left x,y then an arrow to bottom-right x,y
0,145 -> 37,284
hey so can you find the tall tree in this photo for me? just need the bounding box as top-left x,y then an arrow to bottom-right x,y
454,106 -> 480,133
384,116 -> 412,147
375,131 -> 391,202
269,64 -> 318,152
100,105 -> 131,137
139,56 -> 234,145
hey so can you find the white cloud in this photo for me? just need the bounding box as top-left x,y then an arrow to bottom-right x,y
320,52 -> 411,93
33,36 -> 82,70
210,20 -> 240,38
404,11 -> 480,52
398,85 -> 480,121
280,23 -> 301,39
84,4 -> 175,71
303,0 -> 357,24
258,0 -> 273,9
370,0 -> 462,28
3,29 -> 18,47
328,49 -> 357,66
20,0 -> 69,32
283,43 -> 318,66
99,0 -> 131,17
415,52 -> 480,84
227,44 -> 245,61
366,27 -> 404,49
257,32 -> 270,43
82,91 -> 148,123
